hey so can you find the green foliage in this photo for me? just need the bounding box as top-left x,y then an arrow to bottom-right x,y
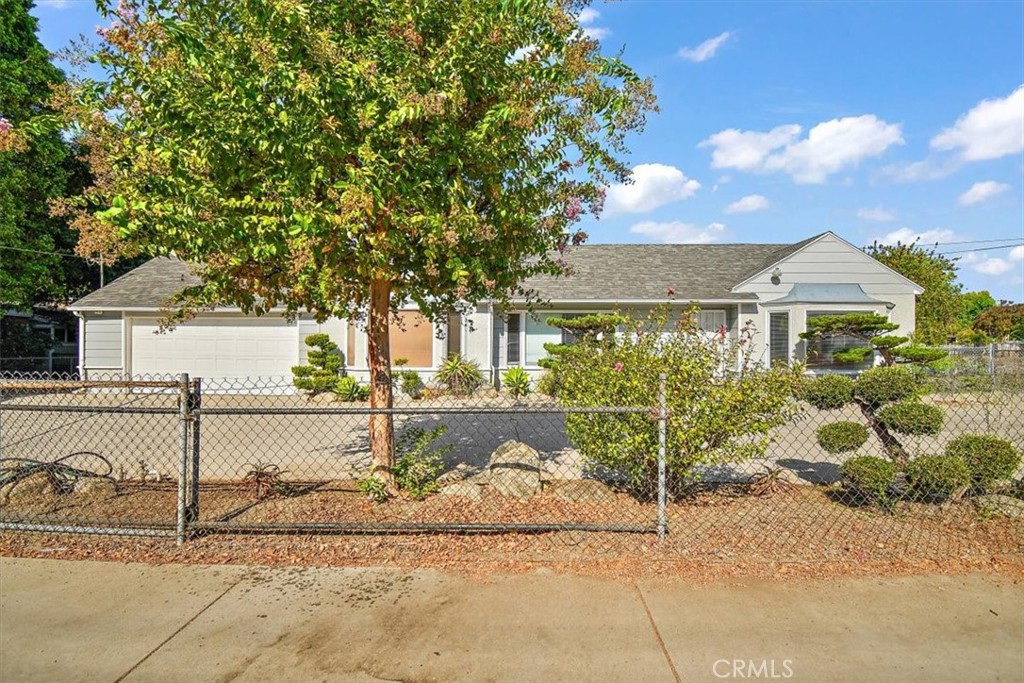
801,374 -> 854,410
801,312 -> 948,368
854,366 -> 918,407
335,375 -> 370,401
0,0 -> 95,309
906,455 -> 971,500
292,334 -> 345,395
399,370 -> 423,398
551,314 -> 625,337
877,401 -> 943,436
536,371 -> 560,397
841,456 -> 897,507
973,304 -> 1024,342
867,241 -> 963,345
393,425 -> 451,500
894,345 -> 948,364
816,421 -> 869,454
954,327 -> 992,346
960,291 -> 996,328
501,366 -> 531,398
435,354 -> 483,396
946,435 -> 1022,493
557,308 -> 802,491
355,476 -> 390,502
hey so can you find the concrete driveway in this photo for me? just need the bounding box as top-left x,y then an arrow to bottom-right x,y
1,557 -> 1021,683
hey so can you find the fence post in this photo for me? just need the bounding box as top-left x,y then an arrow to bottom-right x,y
657,372 -> 668,542
176,373 -> 190,546
988,343 -> 996,376
188,378 -> 202,524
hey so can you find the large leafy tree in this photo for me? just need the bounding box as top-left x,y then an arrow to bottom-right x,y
866,240 -> 962,345
0,0 -> 94,310
56,0 -> 655,490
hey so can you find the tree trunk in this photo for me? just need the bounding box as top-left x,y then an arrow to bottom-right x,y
366,277 -> 398,494
856,398 -> 909,465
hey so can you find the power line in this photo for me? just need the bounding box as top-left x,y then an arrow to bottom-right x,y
0,245 -> 85,259
937,243 -> 1024,255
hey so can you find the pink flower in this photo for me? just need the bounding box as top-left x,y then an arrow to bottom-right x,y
614,362 -> 624,372
0,117 -> 12,134
564,196 -> 582,220
666,287 -> 676,297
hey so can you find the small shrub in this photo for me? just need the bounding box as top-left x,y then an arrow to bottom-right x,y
292,334 -> 345,396
356,476 -> 389,502
816,421 -> 869,454
393,425 -> 452,499
435,354 -> 484,396
243,462 -> 293,498
906,454 -> 971,501
536,370 -> 560,397
399,370 -> 424,398
801,374 -> 854,410
502,366 -> 532,398
946,434 -> 1022,493
335,375 -> 370,401
877,401 -> 943,436
841,456 -> 896,507
854,366 -> 917,407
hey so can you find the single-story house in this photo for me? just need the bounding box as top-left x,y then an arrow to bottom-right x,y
68,231 -> 923,389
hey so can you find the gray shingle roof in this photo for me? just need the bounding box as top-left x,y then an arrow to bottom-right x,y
69,234 -> 828,309
519,235 -> 821,301
70,257 -> 201,310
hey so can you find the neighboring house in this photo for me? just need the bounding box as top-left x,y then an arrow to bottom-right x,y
68,231 -> 923,388
1,308 -> 79,374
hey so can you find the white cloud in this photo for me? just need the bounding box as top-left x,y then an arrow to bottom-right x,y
931,85 -> 1024,161
678,32 -> 732,63
604,163 -> 701,214
36,0 -> 71,7
880,158 -> 960,183
857,206 -> 896,222
974,258 -> 1016,276
1010,245 -> 1024,261
874,227 -> 957,246
724,194 -> 769,214
507,45 -> 537,63
629,221 -> 726,244
700,115 -> 904,184
957,180 -> 1010,206
577,8 -> 610,41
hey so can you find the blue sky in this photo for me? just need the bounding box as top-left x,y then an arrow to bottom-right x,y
30,0 -> 1024,301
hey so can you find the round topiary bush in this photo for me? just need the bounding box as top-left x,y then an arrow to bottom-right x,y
841,456 -> 896,506
906,454 -> 971,501
945,434 -> 1022,493
802,374 -> 854,410
876,401 -> 943,436
816,421 -> 869,454
854,366 -> 917,407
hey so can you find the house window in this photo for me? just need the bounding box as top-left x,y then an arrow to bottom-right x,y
525,313 -> 562,366
390,311 -> 434,367
447,314 -> 462,357
805,311 -> 873,371
506,313 -> 521,365
769,312 -> 789,366
560,313 -> 583,345
696,309 -> 727,334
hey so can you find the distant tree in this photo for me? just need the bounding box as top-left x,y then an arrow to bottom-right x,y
0,0 -> 96,310
959,290 -> 996,329
53,0 -> 655,492
867,241 -> 962,345
973,304 -> 1024,342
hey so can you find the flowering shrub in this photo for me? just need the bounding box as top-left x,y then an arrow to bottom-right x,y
556,308 -> 802,494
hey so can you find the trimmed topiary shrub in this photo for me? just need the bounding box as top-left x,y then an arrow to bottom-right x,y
802,374 -> 854,411
877,401 -> 943,436
854,366 -> 917,407
841,455 -> 896,507
816,421 -> 869,454
906,454 -> 971,501
946,434 -> 1022,493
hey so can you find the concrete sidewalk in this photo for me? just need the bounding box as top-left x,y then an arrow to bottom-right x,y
1,557 -> 1021,683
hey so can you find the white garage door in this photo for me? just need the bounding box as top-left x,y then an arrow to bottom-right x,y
131,316 -> 297,381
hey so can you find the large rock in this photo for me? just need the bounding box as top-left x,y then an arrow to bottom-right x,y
974,494 -> 1024,518
0,471 -> 58,505
73,477 -> 118,500
487,440 -> 542,499
438,480 -> 485,501
551,479 -> 617,503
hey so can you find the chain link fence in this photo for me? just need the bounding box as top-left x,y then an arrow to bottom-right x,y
2,361 -> 1022,561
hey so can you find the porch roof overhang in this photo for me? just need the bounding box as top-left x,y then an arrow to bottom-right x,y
759,283 -> 893,307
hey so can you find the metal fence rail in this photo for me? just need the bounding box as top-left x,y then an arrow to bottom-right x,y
2,367 -> 1023,560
